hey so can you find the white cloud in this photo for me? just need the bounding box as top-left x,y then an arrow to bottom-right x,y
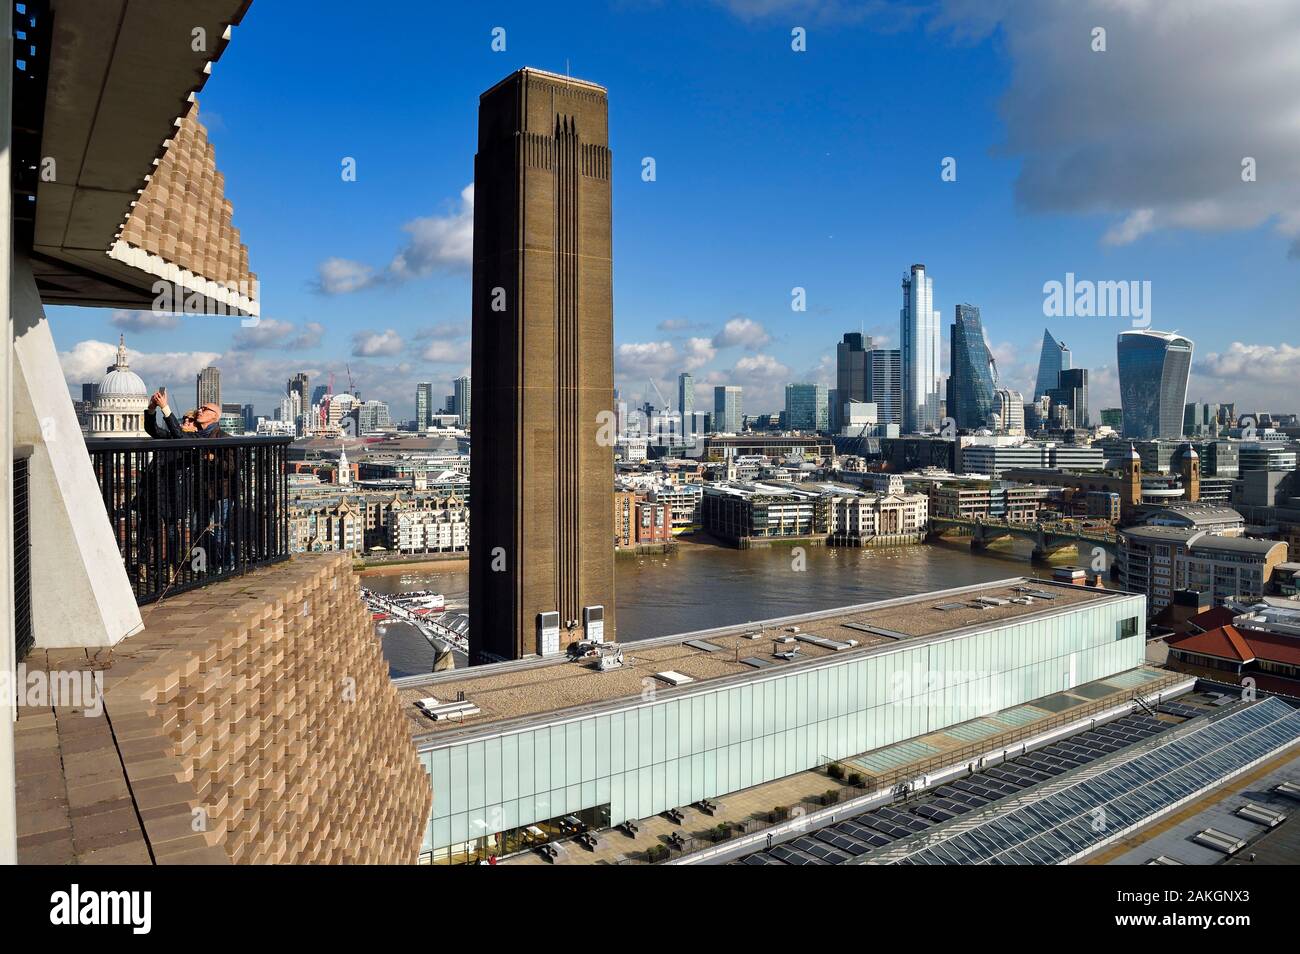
351,328 -> 404,357
390,183 -> 475,277
1101,208 -> 1156,248
1199,342 -> 1300,383
59,340 -> 220,392
316,184 -> 474,294
704,353 -> 792,412
712,316 -> 772,350
616,340 -> 680,380
110,309 -> 180,332
932,0 -> 1300,255
421,339 -> 470,364
233,318 -> 324,352
316,257 -> 377,295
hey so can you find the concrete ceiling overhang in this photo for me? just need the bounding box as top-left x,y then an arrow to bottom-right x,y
26,0 -> 254,312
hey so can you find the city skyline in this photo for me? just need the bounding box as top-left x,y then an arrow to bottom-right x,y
44,0 -> 1300,419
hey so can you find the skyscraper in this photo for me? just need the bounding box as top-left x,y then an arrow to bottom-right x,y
1118,330 -> 1194,440
678,372 -> 695,435
834,332 -> 867,431
866,346 -> 902,426
994,388 -> 1025,435
1047,368 -> 1089,429
900,264 -> 941,433
415,382 -> 433,429
469,68 -> 615,662
196,366 -> 221,407
785,383 -> 828,432
453,376 -> 471,429
946,304 -> 996,430
713,385 -> 743,433
1033,329 -> 1071,401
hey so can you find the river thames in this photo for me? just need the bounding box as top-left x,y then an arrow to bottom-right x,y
368,538 -> 1073,678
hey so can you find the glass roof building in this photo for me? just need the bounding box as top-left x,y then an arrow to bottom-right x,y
1118,330 -> 1194,440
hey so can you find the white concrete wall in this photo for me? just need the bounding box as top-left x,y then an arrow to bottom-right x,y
1,0 -> 18,864
11,255 -> 143,649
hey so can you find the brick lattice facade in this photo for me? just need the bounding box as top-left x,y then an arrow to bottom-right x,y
117,101 -> 257,294
16,554 -> 430,864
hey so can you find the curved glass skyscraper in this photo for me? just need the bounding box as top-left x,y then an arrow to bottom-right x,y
1117,330 -> 1194,439
947,304 -> 996,430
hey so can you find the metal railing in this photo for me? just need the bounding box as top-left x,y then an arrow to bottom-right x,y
86,435 -> 291,605
13,446 -> 34,661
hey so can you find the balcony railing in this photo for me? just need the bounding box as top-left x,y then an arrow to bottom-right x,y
87,435 -> 291,605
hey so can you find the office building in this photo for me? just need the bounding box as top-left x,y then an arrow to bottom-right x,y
994,388 -> 1025,435
900,264 -> 942,433
1033,329 -> 1071,402
1118,330 -> 1194,439
1239,443 -> 1298,473
288,371 -> 310,421
1099,408 -> 1123,431
866,346 -> 902,426
834,332 -> 867,432
1119,526 -> 1288,614
219,403 -> 245,435
197,365 -> 221,407
958,440 -> 1104,477
1047,368 -> 1089,429
469,68 -> 615,662
785,383 -> 828,432
416,382 -> 434,429
946,303 -> 996,430
714,385 -> 743,433
678,372 -> 695,435
454,376 -> 471,429
1184,402 -> 1220,437
358,400 -> 392,432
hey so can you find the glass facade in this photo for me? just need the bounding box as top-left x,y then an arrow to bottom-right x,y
901,264 -> 942,433
785,383 -> 828,432
947,304 -> 996,430
417,595 -> 1146,860
1118,331 -> 1193,440
713,386 -> 743,433
1033,329 -> 1071,402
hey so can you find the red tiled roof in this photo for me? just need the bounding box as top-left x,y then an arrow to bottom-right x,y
1168,624 -> 1300,667
1187,606 -> 1237,633
1168,625 -> 1253,662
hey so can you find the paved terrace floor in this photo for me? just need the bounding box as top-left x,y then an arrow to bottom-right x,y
498,665 -> 1181,865
399,579 -> 1110,739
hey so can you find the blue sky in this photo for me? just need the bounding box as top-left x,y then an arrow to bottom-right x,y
53,0 -> 1300,418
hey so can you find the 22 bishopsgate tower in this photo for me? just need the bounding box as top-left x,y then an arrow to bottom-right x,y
469,69 -> 616,662
901,263 -> 942,433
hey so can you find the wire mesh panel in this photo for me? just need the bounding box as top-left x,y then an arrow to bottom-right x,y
13,454 -> 34,661
86,435 -> 291,604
